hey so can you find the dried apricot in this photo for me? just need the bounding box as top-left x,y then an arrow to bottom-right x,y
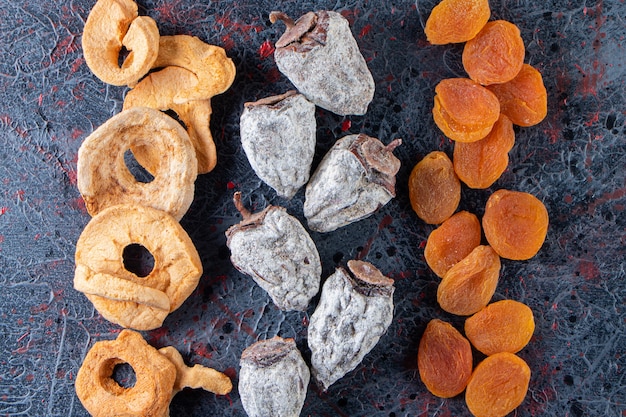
408,151 -> 461,225
424,0 -> 491,45
462,20 -> 525,86
433,78 -> 501,143
453,114 -> 515,189
465,352 -> 531,417
418,319 -> 473,398
424,211 -> 481,278
437,245 -> 500,316
482,189 -> 549,260
487,64 -> 548,127
465,300 -> 535,355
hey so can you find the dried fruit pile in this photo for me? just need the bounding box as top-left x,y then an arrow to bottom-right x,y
234,10 -> 403,415
413,0 -> 549,416
72,0 -> 236,414
69,0 -> 554,415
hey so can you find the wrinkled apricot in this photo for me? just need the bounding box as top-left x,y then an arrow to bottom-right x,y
408,151 -> 461,225
424,211 -> 481,278
465,352 -> 531,417
453,114 -> 515,189
433,78 -> 501,143
487,64 -> 548,127
437,245 -> 500,316
483,189 -> 549,260
465,299 -> 535,356
418,319 -> 473,398
462,20 -> 525,86
424,0 -> 491,45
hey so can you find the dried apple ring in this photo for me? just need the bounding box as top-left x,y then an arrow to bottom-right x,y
74,204 -> 203,330
75,329 -> 177,417
124,79 -> 217,174
152,35 -> 236,102
82,0 -> 159,86
77,107 -> 197,220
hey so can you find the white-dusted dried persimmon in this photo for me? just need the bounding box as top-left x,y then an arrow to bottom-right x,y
82,0 -> 159,86
74,204 -> 202,330
77,107 -> 197,220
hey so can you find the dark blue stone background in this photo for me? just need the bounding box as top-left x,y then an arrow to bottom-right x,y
1,0 -> 624,416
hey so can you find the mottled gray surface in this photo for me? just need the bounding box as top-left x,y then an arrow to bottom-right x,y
240,92 -> 316,199
239,336 -> 310,417
304,134 -> 397,233
308,265 -> 394,391
274,11 -> 375,116
0,0 -> 625,416
227,205 -> 321,312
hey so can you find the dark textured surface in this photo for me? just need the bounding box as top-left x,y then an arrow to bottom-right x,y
1,0 -> 624,416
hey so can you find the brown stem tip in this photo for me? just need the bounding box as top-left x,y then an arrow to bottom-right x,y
269,11 -> 295,28
233,192 -> 252,219
385,138 -> 403,152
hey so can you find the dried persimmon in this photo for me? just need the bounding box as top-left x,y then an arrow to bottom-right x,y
465,299 -> 535,355
437,245 -> 500,316
408,151 -> 461,225
465,352 -> 531,417
462,20 -> 525,86
424,211 -> 482,278
487,64 -> 548,127
418,319 -> 473,398
482,189 -> 549,260
453,114 -> 515,189
433,78 -> 501,143
424,0 -> 491,45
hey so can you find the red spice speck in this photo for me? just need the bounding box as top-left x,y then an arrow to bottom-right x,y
564,194 -> 573,204
341,119 -> 352,132
266,67 -> 281,83
70,57 -> 85,74
258,40 -> 275,59
227,181 -> 236,190
359,24 -> 372,38
0,207 -> 8,215
192,341 -> 213,359
578,260 -> 600,281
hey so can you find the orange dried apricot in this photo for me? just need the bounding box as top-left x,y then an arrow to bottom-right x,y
482,189 -> 549,260
465,352 -> 531,417
424,0 -> 491,45
408,151 -> 461,225
465,299 -> 535,356
453,114 -> 515,189
487,64 -> 548,127
418,319 -> 473,398
437,245 -> 500,316
462,20 -> 525,86
424,211 -> 481,278
433,78 -> 501,143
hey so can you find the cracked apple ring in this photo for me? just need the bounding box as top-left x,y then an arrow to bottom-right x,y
77,107 -> 197,220
82,0 -> 160,86
74,204 -> 202,330
75,329 -> 176,417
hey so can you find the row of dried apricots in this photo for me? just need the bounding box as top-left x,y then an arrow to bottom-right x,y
408,0 -> 549,416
